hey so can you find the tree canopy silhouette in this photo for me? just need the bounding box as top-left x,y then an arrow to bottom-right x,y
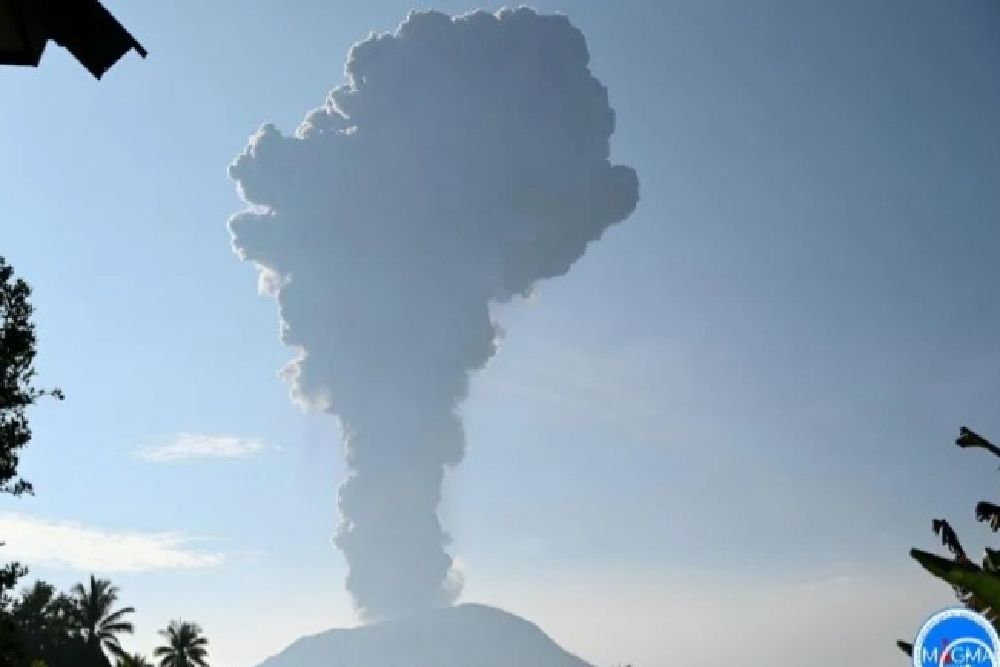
154,620 -> 210,667
4,574 -> 193,667
116,653 -> 154,667
70,575 -> 136,661
0,256 -> 63,663
0,255 -> 63,499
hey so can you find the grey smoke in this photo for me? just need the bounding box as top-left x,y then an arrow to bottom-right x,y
228,7 -> 638,621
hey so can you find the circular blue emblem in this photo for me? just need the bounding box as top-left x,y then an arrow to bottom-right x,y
913,608 -> 1000,667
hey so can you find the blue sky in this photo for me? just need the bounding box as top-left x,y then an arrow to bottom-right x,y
2,1 -> 998,665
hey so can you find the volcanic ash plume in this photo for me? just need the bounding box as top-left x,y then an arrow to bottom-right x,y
228,7 -> 639,621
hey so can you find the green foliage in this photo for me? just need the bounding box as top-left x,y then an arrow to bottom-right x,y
153,620 -> 210,667
1,560 -> 29,607
0,255 -> 64,497
116,653 -> 153,667
5,577 -> 115,666
1,573 -> 213,667
69,575 -> 136,660
899,427 -> 1000,655
0,256 -> 62,667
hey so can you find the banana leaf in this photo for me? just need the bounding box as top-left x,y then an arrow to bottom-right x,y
911,549 -> 1000,609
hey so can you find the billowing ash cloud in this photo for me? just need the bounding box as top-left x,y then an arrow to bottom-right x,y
228,7 -> 638,621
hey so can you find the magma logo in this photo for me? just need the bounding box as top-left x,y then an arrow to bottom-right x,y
913,609 -> 1000,667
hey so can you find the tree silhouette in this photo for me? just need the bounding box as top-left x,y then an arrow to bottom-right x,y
0,256 -> 63,498
117,653 -> 154,667
153,620 -> 209,667
11,580 -> 98,666
0,256 -> 63,664
898,427 -> 1000,658
12,581 -> 58,639
69,575 -> 135,661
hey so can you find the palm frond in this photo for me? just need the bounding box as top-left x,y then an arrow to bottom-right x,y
101,605 -> 135,626
976,502 -> 1000,531
932,519 -> 968,561
104,640 -> 128,659
154,619 -> 209,665
956,427 -> 1000,458
102,621 -> 136,634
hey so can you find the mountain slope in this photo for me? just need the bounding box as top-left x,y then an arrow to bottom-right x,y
255,603 -> 594,667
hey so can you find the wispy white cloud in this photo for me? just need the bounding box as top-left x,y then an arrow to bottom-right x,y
0,513 -> 225,572
138,433 -> 267,463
